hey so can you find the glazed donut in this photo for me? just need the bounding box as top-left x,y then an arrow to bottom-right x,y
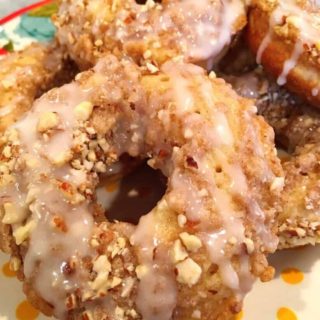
54,0 -> 247,70
254,77 -> 320,248
0,43 -> 77,133
0,54 -> 282,319
279,143 -> 320,248
247,0 -> 320,108
221,62 -> 320,248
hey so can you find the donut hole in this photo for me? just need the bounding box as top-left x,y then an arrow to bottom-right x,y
101,161 -> 167,225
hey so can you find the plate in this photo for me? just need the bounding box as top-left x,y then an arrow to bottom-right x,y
0,1 -> 319,320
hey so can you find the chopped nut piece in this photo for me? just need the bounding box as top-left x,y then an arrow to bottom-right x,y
146,0 -> 156,9
93,255 -> 111,273
2,202 -> 28,224
87,150 -> 97,162
192,310 -> 201,319
90,238 -> 100,248
171,239 -> 188,263
9,257 -> 21,272
198,188 -> 208,197
95,39 -> 103,46
135,264 -> 149,280
146,62 -> 159,73
143,50 -> 152,59
228,236 -> 237,245
95,161 -> 107,173
111,277 -> 122,288
0,174 -> 15,187
13,219 -> 37,245
74,101 -> 94,121
82,311 -> 94,320
50,150 -> 73,167
184,128 -> 193,139
176,258 -> 202,286
26,187 -> 39,204
178,214 -> 187,227
37,111 -> 59,133
243,238 -> 255,254
6,128 -> 19,142
121,277 -> 135,298
89,255 -> 113,290
66,293 -> 77,310
286,15 -> 302,28
2,146 -> 11,158
179,232 -> 202,252
90,272 -> 109,291
117,237 -> 126,248
209,71 -> 216,79
115,306 -> 125,320
296,227 -> 306,237
126,309 -> 139,319
270,177 -> 285,192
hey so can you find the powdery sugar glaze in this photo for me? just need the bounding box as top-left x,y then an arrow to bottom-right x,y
0,55 -> 282,320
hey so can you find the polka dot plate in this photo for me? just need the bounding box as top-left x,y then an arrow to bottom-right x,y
0,1 -> 320,320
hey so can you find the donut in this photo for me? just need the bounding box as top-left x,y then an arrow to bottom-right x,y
54,0 -> 247,70
221,59 -> 320,249
0,54 -> 283,319
253,76 -> 320,248
246,0 -> 320,108
278,143 -> 320,248
0,43 -> 77,133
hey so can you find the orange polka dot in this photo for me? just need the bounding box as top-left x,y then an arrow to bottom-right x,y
16,300 -> 39,320
277,307 -> 298,320
2,261 -> 16,278
281,267 -> 304,284
105,180 -> 119,193
235,310 -> 243,320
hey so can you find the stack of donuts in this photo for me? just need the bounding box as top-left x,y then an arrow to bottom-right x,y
0,0 -> 319,319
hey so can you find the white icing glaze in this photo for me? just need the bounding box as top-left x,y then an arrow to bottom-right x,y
158,0 -> 245,67
68,0 -> 246,68
257,0 -> 320,88
2,80 -> 97,318
24,187 -> 93,315
131,211 -> 177,320
277,41 -> 303,85
0,56 -> 279,319
160,61 -> 277,296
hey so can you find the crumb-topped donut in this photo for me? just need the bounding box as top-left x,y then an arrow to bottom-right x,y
0,55 -> 282,319
0,43 -> 76,133
222,63 -> 320,249
54,0 -> 247,70
247,0 -> 320,108
254,78 -> 320,248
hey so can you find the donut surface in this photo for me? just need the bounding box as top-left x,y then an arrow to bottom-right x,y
222,62 -> 320,249
0,43 -> 76,133
0,54 -> 283,319
54,0 -> 247,70
247,0 -> 320,108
